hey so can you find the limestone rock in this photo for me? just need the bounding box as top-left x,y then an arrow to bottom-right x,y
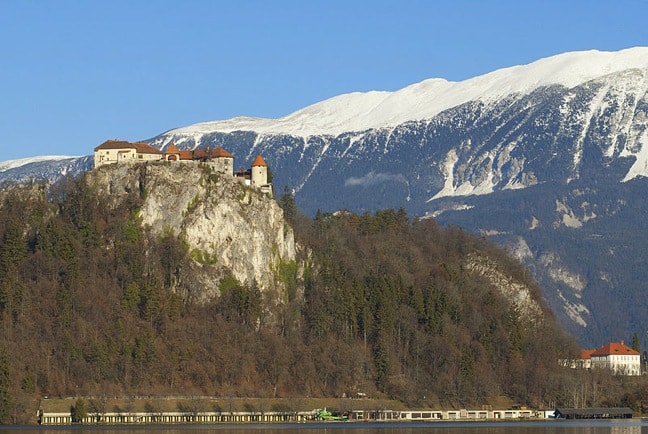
88,162 -> 296,302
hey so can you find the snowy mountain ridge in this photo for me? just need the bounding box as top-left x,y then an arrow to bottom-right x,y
0,155 -> 80,172
0,155 -> 92,186
162,47 -> 648,139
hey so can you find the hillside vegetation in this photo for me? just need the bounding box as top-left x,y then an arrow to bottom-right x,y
0,171 -> 644,423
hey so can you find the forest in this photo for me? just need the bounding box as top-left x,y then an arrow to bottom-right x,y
0,174 -> 646,423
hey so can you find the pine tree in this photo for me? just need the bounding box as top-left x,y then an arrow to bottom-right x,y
0,217 -> 26,318
632,332 -> 641,352
0,347 -> 10,424
70,398 -> 87,423
279,186 -> 297,225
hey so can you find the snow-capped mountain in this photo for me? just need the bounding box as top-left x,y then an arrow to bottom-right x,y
3,47 -> 648,345
148,47 -> 648,210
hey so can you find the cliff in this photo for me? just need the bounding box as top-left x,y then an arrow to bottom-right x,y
87,162 -> 296,302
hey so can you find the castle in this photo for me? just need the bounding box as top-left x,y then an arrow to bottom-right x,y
93,140 -> 272,196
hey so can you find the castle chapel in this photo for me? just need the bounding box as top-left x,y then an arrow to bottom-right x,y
93,140 -> 272,196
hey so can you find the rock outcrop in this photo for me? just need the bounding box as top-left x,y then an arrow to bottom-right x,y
466,253 -> 544,327
88,162 -> 296,302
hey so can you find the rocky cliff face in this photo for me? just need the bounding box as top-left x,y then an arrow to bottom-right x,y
87,162 -> 296,303
466,253 -> 544,327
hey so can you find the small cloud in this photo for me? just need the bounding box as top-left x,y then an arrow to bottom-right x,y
345,171 -> 407,187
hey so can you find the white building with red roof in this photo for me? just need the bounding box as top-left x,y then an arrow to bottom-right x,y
94,140 -> 162,168
584,342 -> 641,375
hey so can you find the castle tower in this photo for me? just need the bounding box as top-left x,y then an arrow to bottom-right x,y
250,154 -> 268,187
211,147 -> 234,175
164,142 -> 180,161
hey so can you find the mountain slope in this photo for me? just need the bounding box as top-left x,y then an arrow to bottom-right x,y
0,155 -> 93,186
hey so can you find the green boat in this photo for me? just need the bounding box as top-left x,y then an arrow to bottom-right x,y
315,408 -> 349,421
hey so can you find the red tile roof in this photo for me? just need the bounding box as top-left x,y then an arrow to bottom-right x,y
132,142 -> 162,154
95,140 -> 131,151
590,342 -> 639,357
165,143 -> 179,154
580,349 -> 595,360
178,150 -> 194,160
252,154 -> 267,167
193,147 -> 234,160
211,147 -> 233,158
94,140 -> 161,154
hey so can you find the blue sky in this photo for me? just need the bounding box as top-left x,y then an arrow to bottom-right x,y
1,0 -> 647,161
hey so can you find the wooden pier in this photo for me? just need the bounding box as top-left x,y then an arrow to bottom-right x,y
38,407 -> 543,425
39,410 -> 314,425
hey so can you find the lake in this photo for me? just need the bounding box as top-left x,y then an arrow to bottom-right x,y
1,420 -> 647,434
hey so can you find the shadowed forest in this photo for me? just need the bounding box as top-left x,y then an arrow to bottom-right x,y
0,175 -> 646,423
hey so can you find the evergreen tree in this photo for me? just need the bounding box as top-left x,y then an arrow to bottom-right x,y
70,398 -> 87,423
632,332 -> 640,352
0,347 -> 9,424
0,217 -> 26,318
279,186 -> 297,225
